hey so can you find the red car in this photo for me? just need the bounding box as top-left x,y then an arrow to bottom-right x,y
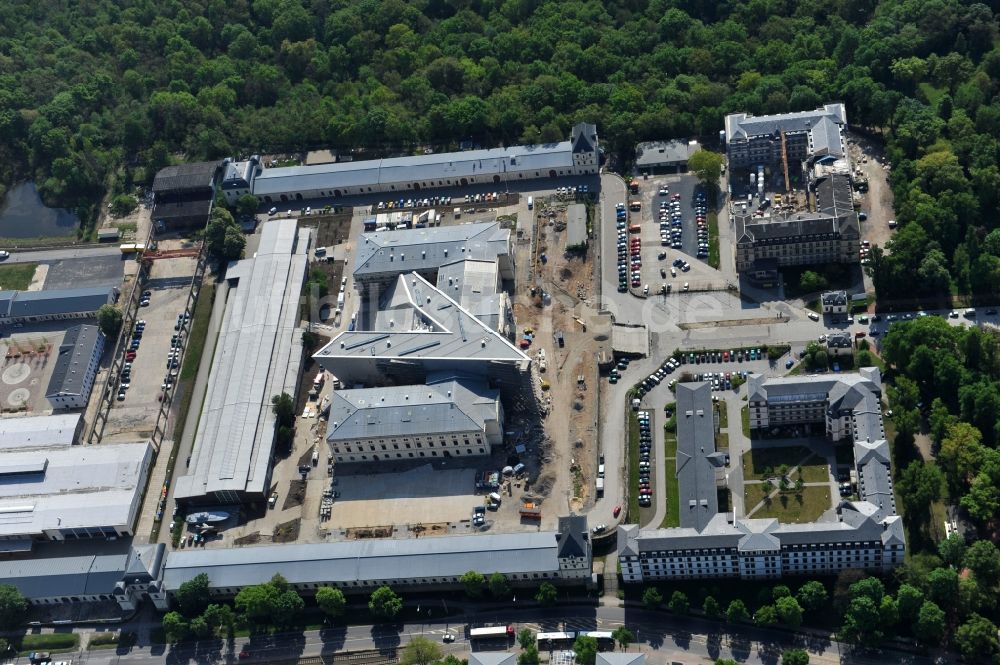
613,505 -> 622,518
124,351 -> 137,360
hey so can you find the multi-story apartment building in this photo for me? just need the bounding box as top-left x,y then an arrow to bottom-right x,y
724,104 -> 847,170
45,324 -> 104,410
619,376 -> 903,583
734,171 -> 860,281
326,375 -> 504,463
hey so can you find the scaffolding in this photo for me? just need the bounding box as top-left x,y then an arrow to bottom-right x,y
780,129 -> 791,194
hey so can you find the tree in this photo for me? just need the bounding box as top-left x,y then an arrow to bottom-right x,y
796,581 -> 828,613
896,584 -> 924,622
572,635 -> 598,665
517,646 -> 540,665
726,599 -> 750,623
840,596 -> 882,646
202,604 -> 236,637
234,576 -> 303,628
642,586 -> 662,610
460,571 -> 486,598
400,636 -> 442,665
963,539 -> 1000,587
703,595 -> 721,619
0,585 -> 28,630
162,611 -> 190,643
668,590 -> 689,615
235,193 -> 259,217
954,613 -> 999,661
96,304 -> 123,337
489,573 -> 510,598
772,584 -> 791,600
535,582 -> 558,606
368,586 -> 402,620
938,532 -> 967,568
776,596 -> 803,629
896,460 -> 943,521
174,573 -> 211,618
781,649 -> 809,665
754,605 -> 778,627
204,208 -> 245,262
271,392 -> 295,428
926,567 -> 959,610
517,628 -> 535,650
688,150 -> 725,188
611,627 -> 634,651
915,601 -> 946,646
316,586 -> 346,619
110,193 -> 138,217
799,270 -> 828,293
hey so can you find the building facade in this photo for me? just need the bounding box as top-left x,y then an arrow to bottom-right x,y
326,376 -> 504,463
821,290 -> 848,313
151,161 -> 220,232
724,104 -> 847,169
45,324 -> 104,410
0,286 -> 117,324
247,123 -> 599,204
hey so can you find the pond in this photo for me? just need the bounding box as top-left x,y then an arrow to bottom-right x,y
0,182 -> 79,238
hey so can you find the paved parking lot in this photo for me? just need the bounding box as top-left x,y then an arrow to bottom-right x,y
103,257 -> 196,438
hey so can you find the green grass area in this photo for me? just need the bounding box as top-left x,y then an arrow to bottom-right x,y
741,406 -> 750,437
0,263 -> 38,290
707,211 -> 720,269
918,82 -> 946,105
88,632 -> 137,651
17,632 -> 79,655
715,403 -> 729,449
798,455 -> 829,482
660,425 -> 680,528
742,446 -> 813,480
180,280 -> 216,381
746,485 -> 832,523
626,406 -> 640,523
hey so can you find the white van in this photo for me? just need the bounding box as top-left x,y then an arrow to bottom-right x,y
527,196 -> 534,210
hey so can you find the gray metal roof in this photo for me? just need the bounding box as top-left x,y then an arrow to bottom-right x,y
814,173 -> 857,227
327,376 -> 500,442
471,654 -> 517,665
221,158 -> 259,191
635,140 -> 698,167
567,203 -> 587,247
353,222 -> 510,279
152,161 -> 220,193
162,531 -> 563,590
725,103 -> 846,148
174,219 -> 307,503
0,550 -> 129,599
747,370 -> 881,404
597,654 -> 646,665
675,382 -> 719,530
315,272 -> 528,366
435,259 -> 504,329
5,286 -> 116,319
252,132 -> 588,197
0,441 -> 152,538
0,413 -> 80,450
45,324 -> 103,399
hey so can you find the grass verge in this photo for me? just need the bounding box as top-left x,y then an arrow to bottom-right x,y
0,263 -> 38,290
707,212 -> 720,269
741,406 -> 750,437
660,425 -> 679,528
747,485 -> 831,523
17,633 -> 79,655
88,632 -> 137,651
627,404 -> 640,523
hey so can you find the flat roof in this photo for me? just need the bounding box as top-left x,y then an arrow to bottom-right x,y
611,323 -> 649,357
353,222 -> 510,279
162,531 -> 562,590
46,324 -> 103,398
635,140 -> 699,167
0,414 -> 80,450
0,441 -> 152,538
174,219 -> 308,503
567,203 -> 587,247
4,286 -> 116,319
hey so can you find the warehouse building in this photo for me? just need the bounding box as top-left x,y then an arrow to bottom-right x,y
45,324 -> 104,410
0,285 -> 118,324
0,547 -> 133,606
618,379 -> 903,582
152,161 -> 221,231
634,139 -> 700,174
326,374 -> 504,463
435,258 -> 513,337
724,104 -> 848,169
174,219 -> 308,506
0,441 -> 153,545
0,413 -> 82,450
246,124 -> 599,203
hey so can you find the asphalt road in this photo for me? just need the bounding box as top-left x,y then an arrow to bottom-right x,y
71,604 -> 944,665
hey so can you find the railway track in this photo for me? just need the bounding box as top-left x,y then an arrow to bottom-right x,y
289,649 -> 399,665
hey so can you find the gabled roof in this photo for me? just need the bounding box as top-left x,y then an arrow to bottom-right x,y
675,382 -> 719,530
6,286 -> 116,319
46,324 -> 103,398
471,654 -> 517,665
152,161 -> 220,193
557,514 -> 588,559
572,123 -> 598,154
597,654 -> 645,665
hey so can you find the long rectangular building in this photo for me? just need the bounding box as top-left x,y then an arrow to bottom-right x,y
174,219 -> 308,506
724,103 -> 847,169
0,286 -> 117,324
45,324 -> 104,410
619,374 -> 903,583
245,124 -> 599,204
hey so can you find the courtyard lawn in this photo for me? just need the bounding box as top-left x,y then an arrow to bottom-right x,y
746,485 -> 832,524
742,446 -> 813,480
797,455 -> 830,483
660,426 -> 679,528
0,263 -> 37,290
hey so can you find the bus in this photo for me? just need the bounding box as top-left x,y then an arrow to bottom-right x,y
537,632 -> 577,649
578,631 -> 614,647
469,625 -> 514,641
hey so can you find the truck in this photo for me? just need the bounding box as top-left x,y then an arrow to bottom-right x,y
527,196 -> 533,210
470,625 -> 515,641
596,477 -> 605,495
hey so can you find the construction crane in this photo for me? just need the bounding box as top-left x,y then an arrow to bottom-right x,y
780,129 -> 791,195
